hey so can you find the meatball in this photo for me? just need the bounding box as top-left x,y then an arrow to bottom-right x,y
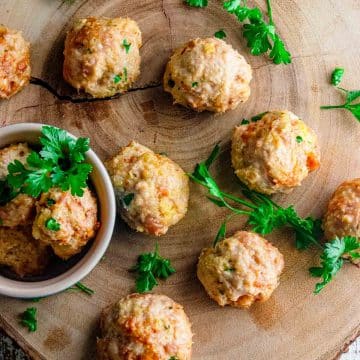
106,141 -> 189,236
0,227 -> 49,277
231,110 -> 321,195
32,187 -> 99,260
0,25 -> 31,99
163,37 -> 252,113
97,293 -> 193,360
0,143 -> 36,227
197,231 -> 284,308
63,17 -> 142,98
323,179 -> 360,262
0,142 -> 31,180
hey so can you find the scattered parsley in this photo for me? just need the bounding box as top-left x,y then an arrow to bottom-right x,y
192,82 -> 199,88
241,119 -> 250,125
130,243 -> 176,293
214,29 -> 227,39
189,144 -> 357,293
331,67 -> 345,86
0,179 -> 18,206
5,126 -> 92,199
310,236 -> 360,293
169,357 -> 179,360
121,193 -> 134,208
321,68 -> 360,123
223,0 -> 291,64
114,74 -> 122,84
185,0 -> 208,7
122,39 -> 131,54
123,67 -> 128,82
296,136 -> 303,143
45,218 -> 60,231
20,307 -> 37,332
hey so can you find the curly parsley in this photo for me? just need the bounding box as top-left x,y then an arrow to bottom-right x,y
5,126 -> 92,200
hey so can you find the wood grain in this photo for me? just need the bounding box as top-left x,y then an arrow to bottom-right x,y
0,0 -> 360,359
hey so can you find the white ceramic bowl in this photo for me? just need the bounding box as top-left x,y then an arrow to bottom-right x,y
0,123 -> 116,298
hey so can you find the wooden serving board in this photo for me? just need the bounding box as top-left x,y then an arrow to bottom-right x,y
0,0 -> 360,359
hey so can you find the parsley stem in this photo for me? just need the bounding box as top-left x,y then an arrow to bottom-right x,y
266,0 -> 274,26
320,105 -> 346,110
221,192 -> 257,210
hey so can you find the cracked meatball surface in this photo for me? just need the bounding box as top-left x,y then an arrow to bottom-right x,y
63,17 -> 142,98
0,25 -> 31,99
323,178 -> 360,262
97,293 -> 193,360
197,231 -> 284,308
106,141 -> 189,236
0,143 -> 36,227
231,110 -> 320,195
0,227 -> 49,277
32,187 -> 99,260
163,37 -> 252,113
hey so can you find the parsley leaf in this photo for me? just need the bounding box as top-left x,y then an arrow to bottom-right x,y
185,0 -> 208,7
192,82 -> 198,87
114,74 -> 122,84
223,0 -> 291,64
214,29 -> 227,39
331,67 -> 345,86
130,244 -> 176,293
310,236 -> 360,293
122,39 -> 131,54
45,218 -> 60,231
20,307 -> 37,332
321,68 -> 360,123
296,135 -> 303,143
121,193 -> 135,208
68,281 -> 95,295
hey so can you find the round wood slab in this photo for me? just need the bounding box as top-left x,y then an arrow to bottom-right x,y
0,0 -> 360,359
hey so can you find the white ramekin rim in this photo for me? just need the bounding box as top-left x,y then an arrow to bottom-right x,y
0,122 -> 116,298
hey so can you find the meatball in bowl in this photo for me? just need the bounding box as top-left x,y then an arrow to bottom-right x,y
0,123 -> 115,298
164,37 -> 252,113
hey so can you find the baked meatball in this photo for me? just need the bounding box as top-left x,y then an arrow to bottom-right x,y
197,231 -> 284,308
231,110 -> 320,195
323,179 -> 360,261
163,37 -> 252,113
32,187 -> 99,260
0,227 -> 49,277
106,141 -> 189,236
0,25 -> 31,99
63,17 -> 142,98
0,143 -> 36,227
97,293 -> 193,360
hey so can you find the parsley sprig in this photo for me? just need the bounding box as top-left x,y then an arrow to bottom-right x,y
223,0 -> 291,64
321,68 -> 360,123
189,144 -> 360,293
130,244 -> 176,293
310,236 -> 360,293
188,144 -> 321,250
1,126 -> 92,204
20,307 -> 37,332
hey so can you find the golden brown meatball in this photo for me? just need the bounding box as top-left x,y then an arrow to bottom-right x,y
32,187 -> 99,260
231,110 -> 321,195
323,179 -> 360,261
197,231 -> 284,308
0,25 -> 31,99
0,142 -> 31,180
163,37 -> 252,113
0,227 -> 49,277
97,293 -> 193,360
106,141 -> 189,236
0,143 -> 35,227
63,17 -> 142,98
